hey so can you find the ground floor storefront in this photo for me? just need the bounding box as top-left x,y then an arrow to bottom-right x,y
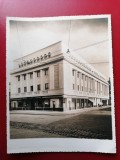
10,96 -> 108,111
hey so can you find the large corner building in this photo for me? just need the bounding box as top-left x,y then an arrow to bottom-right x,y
10,41 -> 109,111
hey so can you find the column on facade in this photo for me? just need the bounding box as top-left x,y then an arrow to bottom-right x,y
100,83 -> 102,96
88,77 -> 89,93
99,82 -> 100,95
41,69 -> 44,91
90,77 -> 91,94
97,81 -> 98,95
91,78 -> 93,93
75,70 -> 77,90
98,82 -> 100,94
87,76 -> 89,92
33,71 -> 36,92
20,75 -> 23,93
79,72 -> 81,91
85,75 -> 87,92
26,73 -> 30,93
93,79 -> 95,94
83,74 -> 85,93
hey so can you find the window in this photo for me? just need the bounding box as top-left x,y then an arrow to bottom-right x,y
18,88 -> 21,93
18,76 -> 20,81
37,84 -> 41,91
45,83 -> 49,90
45,69 -> 48,75
30,86 -> 33,92
82,74 -> 84,79
77,72 -> 79,78
82,86 -> 83,91
37,71 -> 40,77
24,87 -> 27,92
23,74 -> 26,80
78,85 -> 79,90
73,84 -> 75,90
72,70 -> 75,76
30,72 -> 33,79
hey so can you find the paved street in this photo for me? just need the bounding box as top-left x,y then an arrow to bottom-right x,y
10,106 -> 112,139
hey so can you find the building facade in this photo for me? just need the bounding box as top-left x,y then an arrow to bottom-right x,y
10,41 -> 109,111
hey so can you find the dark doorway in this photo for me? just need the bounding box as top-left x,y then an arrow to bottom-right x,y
53,101 -> 55,111
31,99 -> 35,110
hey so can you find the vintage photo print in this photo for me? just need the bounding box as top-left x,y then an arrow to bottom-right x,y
6,15 -> 116,153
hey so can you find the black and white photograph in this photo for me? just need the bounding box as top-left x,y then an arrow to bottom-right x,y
7,15 -> 116,153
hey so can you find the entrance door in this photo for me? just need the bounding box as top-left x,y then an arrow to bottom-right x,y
31,100 -> 35,110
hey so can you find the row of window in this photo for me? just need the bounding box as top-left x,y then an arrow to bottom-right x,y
70,54 -> 105,81
72,69 -> 108,94
72,70 -> 89,80
72,70 -> 105,83
18,83 -> 49,93
72,83 -> 108,95
17,69 -> 48,81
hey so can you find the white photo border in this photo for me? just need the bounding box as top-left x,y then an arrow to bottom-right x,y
6,15 -> 116,154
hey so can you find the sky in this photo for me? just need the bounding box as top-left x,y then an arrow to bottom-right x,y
8,17 -> 111,80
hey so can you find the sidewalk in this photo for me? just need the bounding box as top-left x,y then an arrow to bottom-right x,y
10,106 -> 110,116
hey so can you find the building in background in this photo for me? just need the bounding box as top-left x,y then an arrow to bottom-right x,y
10,41 -> 109,111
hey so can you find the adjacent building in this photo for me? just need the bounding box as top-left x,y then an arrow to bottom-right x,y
10,41 -> 109,111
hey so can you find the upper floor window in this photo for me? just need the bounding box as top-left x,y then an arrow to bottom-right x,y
73,84 -> 75,90
37,84 -> 41,91
78,85 -> 79,91
82,86 -> 83,91
77,72 -> 79,78
82,74 -> 84,80
44,69 -> 48,76
72,70 -> 75,76
30,72 -> 33,79
24,87 -> 27,92
23,74 -> 26,80
30,86 -> 33,92
17,76 -> 20,81
37,71 -> 40,77
45,83 -> 49,90
18,88 -> 21,93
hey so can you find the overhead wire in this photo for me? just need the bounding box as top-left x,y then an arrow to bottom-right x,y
14,20 -> 109,65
